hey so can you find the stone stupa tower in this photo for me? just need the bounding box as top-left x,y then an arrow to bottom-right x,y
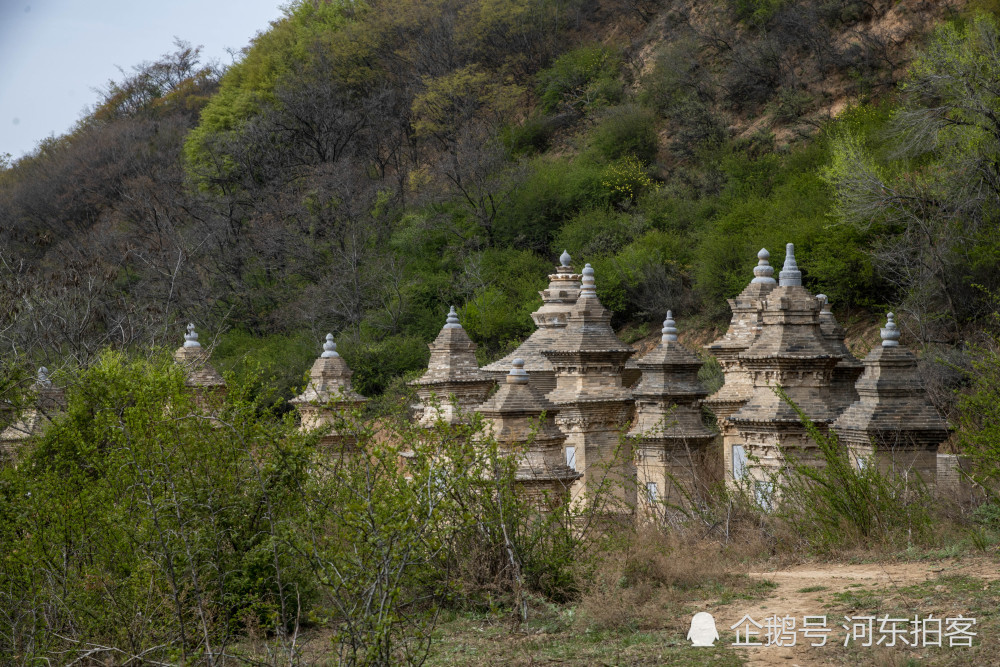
541,264 -> 636,511
483,251 -> 581,394
832,313 -> 950,488
290,334 -> 367,454
172,323 -> 226,407
0,367 -> 65,463
704,249 -> 777,483
410,306 -> 495,427
729,244 -> 841,491
816,294 -> 863,415
628,311 -> 716,517
475,359 -> 581,509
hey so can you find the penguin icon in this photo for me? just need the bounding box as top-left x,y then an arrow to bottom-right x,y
687,612 -> 720,647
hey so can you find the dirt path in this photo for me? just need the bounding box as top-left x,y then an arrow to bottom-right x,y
706,558 -> 1000,666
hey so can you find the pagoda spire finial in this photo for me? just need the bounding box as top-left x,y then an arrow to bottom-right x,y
778,243 -> 802,287
881,312 -> 900,347
507,358 -> 529,385
579,263 -> 597,298
559,249 -> 571,268
183,323 -> 201,348
751,248 -> 776,284
661,310 -> 678,343
444,305 -> 462,329
321,333 -> 339,358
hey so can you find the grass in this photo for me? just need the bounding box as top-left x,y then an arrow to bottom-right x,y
424,572 -> 775,666
797,585 -> 829,593
825,573 -> 1000,665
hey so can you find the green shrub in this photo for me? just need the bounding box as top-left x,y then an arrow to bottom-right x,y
771,388 -> 934,551
496,156 -> 606,251
601,154 -> 657,207
535,44 -> 622,113
502,114 -> 558,156
553,209 -> 649,257
590,105 -> 659,164
336,332 -> 430,396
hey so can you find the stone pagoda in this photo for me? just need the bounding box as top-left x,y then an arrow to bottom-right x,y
729,244 -> 841,489
172,323 -> 226,407
483,251 -> 581,394
703,249 -> 777,482
475,358 -> 581,509
0,367 -> 65,464
832,313 -> 950,488
541,264 -> 636,510
816,294 -> 863,414
410,306 -> 495,427
290,334 -> 367,453
628,311 -> 716,516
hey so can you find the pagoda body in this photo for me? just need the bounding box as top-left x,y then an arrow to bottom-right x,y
476,359 -> 581,509
832,313 -> 950,488
628,312 -> 715,518
290,334 -> 367,454
0,367 -> 64,464
411,307 -> 495,427
816,294 -> 863,415
729,244 -> 842,493
703,249 -> 776,483
483,251 -> 581,395
540,264 -> 636,511
172,323 -> 227,408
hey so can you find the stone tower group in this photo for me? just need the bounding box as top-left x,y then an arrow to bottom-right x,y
1,247 -> 957,514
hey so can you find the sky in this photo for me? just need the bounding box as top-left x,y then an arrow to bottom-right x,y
0,0 -> 288,160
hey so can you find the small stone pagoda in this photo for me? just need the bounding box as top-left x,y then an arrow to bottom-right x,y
410,306 -> 495,427
475,359 -> 581,509
541,264 -> 636,510
628,312 -> 716,516
729,244 -> 841,488
816,294 -> 863,414
290,334 -> 367,453
0,367 -> 64,463
832,313 -> 950,487
704,249 -> 777,481
172,323 -> 226,407
483,251 -> 581,394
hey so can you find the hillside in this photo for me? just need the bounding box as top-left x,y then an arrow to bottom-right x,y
5,2 -> 1000,665
0,0 -> 992,403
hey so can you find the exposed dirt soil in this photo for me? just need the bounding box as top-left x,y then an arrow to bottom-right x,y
708,557 -> 1000,666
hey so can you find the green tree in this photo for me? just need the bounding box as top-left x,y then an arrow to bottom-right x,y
823,15 -> 1000,340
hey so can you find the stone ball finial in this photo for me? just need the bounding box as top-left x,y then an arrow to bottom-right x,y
507,358 -> 529,384
881,312 -> 900,347
778,242 -> 802,287
37,366 -> 51,388
183,322 -> 201,348
444,305 -> 462,329
321,333 -> 339,358
661,310 -> 678,343
751,247 -> 776,284
580,263 -> 597,297
559,249 -> 571,268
